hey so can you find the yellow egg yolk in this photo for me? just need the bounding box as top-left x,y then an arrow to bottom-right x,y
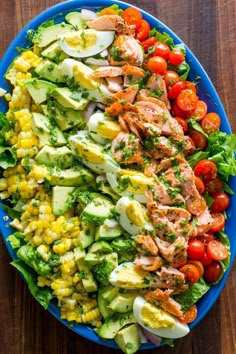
73,62 -> 99,90
75,141 -> 106,164
64,29 -> 97,50
97,120 -> 122,140
126,201 -> 145,227
118,170 -> 154,194
142,303 -> 175,329
116,266 -> 150,288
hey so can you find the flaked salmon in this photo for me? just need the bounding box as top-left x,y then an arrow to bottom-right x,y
109,35 -> 144,66
87,14 -> 135,36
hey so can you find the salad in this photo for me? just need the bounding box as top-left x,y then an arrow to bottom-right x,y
0,3 -> 235,353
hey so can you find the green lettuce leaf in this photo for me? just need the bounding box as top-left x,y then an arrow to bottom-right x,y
11,259 -> 52,309
0,146 -> 17,168
174,277 -> 210,312
168,61 -> 190,81
149,28 -> 174,48
7,231 -> 25,249
0,202 -> 21,219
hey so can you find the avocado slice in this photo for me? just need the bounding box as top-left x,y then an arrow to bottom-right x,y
96,312 -> 137,339
35,145 -> 74,168
32,23 -> 73,48
98,286 -> 114,319
101,285 -> 119,303
84,253 -> 103,266
74,247 -> 97,292
53,87 -> 89,110
65,12 -> 86,30
31,112 -> 66,147
35,59 -> 65,83
24,78 -> 56,105
79,222 -> 95,249
41,42 -> 68,61
52,186 -> 75,215
109,293 -> 138,313
88,240 -> 113,254
95,223 -> 123,241
48,167 -> 94,187
80,195 -> 114,225
114,324 -> 141,354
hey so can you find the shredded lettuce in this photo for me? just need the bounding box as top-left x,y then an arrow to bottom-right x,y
168,61 -> 190,81
7,231 -> 25,249
149,28 -> 174,48
11,259 -> 52,309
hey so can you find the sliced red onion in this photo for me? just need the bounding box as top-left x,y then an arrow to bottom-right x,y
141,328 -> 162,346
81,9 -> 98,20
100,49 -> 109,58
138,326 -> 149,343
96,102 -> 106,110
85,58 -> 109,66
81,102 -> 96,121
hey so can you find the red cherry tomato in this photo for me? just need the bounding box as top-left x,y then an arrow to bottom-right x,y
177,89 -> 198,111
188,260 -> 204,277
204,178 -> 223,195
187,100 -> 208,121
201,112 -> 221,135
194,160 -> 217,182
147,56 -> 167,75
179,264 -> 201,284
171,100 -> 188,118
199,252 -> 213,266
168,81 -> 186,99
169,49 -> 185,65
198,232 -> 216,246
209,212 -> 225,232
140,36 -> 157,52
135,19 -> 150,41
187,239 -> 205,260
189,130 -> 208,150
150,41 -> 171,60
179,304 -> 198,324
121,7 -> 142,29
204,261 -> 222,283
175,116 -> 189,133
186,195 -> 207,215
207,240 -> 229,261
211,192 -> 230,212
194,176 -> 205,194
164,70 -> 180,88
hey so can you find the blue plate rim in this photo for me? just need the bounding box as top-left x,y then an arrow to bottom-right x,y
0,0 -> 235,350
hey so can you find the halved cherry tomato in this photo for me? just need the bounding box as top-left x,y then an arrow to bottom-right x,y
147,56 -> 167,75
187,239 -> 205,260
168,81 -> 186,99
135,19 -> 150,41
198,232 -> 216,246
177,89 -> 198,111
121,7 -> 142,29
209,212 -> 225,232
187,100 -> 208,121
199,252 -> 213,266
189,130 -> 208,150
184,81 -> 197,94
185,136 -> 196,156
171,100 -> 188,118
201,112 -> 221,135
164,70 -> 180,88
211,192 -> 230,212
140,36 -> 157,52
179,264 -> 201,284
194,176 -> 205,194
187,195 -> 207,216
204,178 -> 223,195
188,260 -> 204,277
207,240 -> 229,261
169,49 -> 185,66
175,116 -> 189,133
179,304 -> 198,324
150,41 -> 171,60
194,160 -> 217,182
204,261 -> 222,283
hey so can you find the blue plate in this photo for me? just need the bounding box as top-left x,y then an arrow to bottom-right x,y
0,0 -> 235,350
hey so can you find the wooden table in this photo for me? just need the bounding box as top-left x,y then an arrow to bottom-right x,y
0,1 -> 236,353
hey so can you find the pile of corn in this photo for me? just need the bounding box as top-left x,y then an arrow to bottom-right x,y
0,49 -> 102,327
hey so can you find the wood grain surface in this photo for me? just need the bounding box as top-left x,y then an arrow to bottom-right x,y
0,1 -> 236,353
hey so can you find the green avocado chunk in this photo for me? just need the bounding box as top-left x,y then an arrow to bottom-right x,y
96,312 -> 137,339
32,23 -> 73,48
52,186 -> 75,216
35,145 -> 74,169
114,323 -> 141,354
24,78 -> 56,104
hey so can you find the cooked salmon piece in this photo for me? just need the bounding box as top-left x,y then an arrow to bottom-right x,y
170,251 -> 188,270
144,288 -> 183,317
157,266 -> 186,288
109,35 -> 144,66
111,131 -> 143,164
150,179 -> 186,206
122,64 -> 146,86
137,88 -> 168,107
146,74 -> 171,109
92,66 -> 123,77
87,15 -> 135,35
106,76 -> 123,92
134,235 -> 159,256
155,236 -> 188,263
190,208 -> 213,236
104,85 -> 139,116
182,135 -> 196,156
134,255 -> 163,271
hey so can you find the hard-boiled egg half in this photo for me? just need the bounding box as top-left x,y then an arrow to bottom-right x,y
133,296 -> 190,339
69,131 -> 120,174
109,262 -> 151,289
57,29 -> 115,58
88,112 -> 122,145
115,196 -> 154,235
60,58 -> 112,102
106,170 -> 155,204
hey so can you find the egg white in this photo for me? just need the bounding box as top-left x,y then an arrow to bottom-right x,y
57,29 -> 115,58
109,262 -> 151,289
133,296 -> 190,339
88,112 -> 121,145
69,131 -> 120,174
115,196 -> 154,235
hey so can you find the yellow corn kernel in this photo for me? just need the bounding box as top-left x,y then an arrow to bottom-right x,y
0,178 -> 7,191
10,218 -> 23,231
14,57 -> 31,72
32,235 -> 43,246
81,308 -> 101,323
53,238 -> 72,255
5,93 -> 12,101
37,276 -> 51,287
37,244 -> 50,261
0,191 -> 10,199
